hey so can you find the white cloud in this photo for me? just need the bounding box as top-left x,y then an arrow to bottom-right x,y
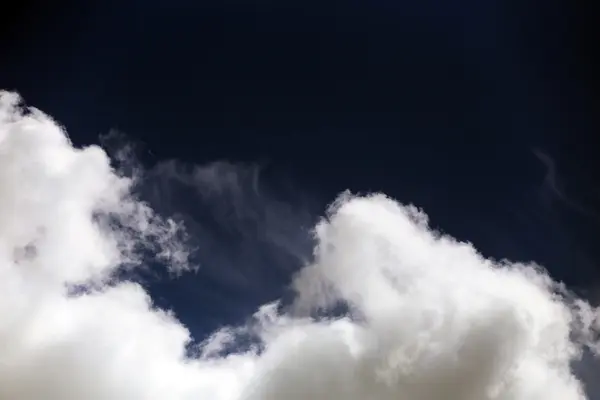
0,90 -> 598,399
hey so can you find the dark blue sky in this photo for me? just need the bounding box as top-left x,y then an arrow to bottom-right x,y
2,0 -> 599,340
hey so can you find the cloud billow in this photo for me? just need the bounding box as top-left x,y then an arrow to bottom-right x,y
0,90 -> 598,400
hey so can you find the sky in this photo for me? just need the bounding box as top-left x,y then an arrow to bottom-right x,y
1,0 -> 599,399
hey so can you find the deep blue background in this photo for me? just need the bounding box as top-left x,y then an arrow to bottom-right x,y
2,0 -> 599,342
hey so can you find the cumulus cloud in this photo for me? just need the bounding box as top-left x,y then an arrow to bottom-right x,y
0,90 -> 599,400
